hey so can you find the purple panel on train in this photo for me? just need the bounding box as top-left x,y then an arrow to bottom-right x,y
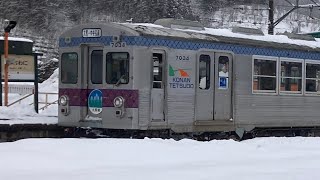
59,88 -> 139,108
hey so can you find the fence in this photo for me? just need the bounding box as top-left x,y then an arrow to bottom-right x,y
2,84 -> 34,95
3,84 -> 58,110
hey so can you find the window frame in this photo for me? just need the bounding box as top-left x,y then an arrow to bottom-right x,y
198,54 -> 211,90
152,56 -> 163,89
90,50 -> 103,84
279,57 -> 304,95
305,59 -> 320,96
61,52 -> 78,84
252,55 -> 279,95
106,52 -> 130,85
218,56 -> 230,90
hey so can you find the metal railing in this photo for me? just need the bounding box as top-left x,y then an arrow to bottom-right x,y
7,93 -> 34,107
38,92 -> 58,110
7,91 -> 58,111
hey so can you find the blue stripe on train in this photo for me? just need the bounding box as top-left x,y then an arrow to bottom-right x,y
59,36 -> 320,60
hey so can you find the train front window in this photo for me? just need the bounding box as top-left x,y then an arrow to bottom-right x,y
91,50 -> 103,84
253,58 -> 277,93
106,52 -> 129,85
306,63 -> 320,94
61,53 -> 78,84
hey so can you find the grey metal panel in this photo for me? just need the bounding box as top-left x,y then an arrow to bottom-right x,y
133,48 -> 152,128
214,53 -> 233,120
195,52 -> 214,121
58,106 -> 81,126
138,89 -> 151,128
166,49 -> 196,125
151,89 -> 164,120
101,108 -> 134,129
167,93 -> 195,125
233,54 -> 320,128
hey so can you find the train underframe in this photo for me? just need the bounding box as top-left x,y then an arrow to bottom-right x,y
2,124 -> 320,142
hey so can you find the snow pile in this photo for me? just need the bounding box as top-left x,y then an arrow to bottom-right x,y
0,137 -> 320,180
0,68 -> 59,124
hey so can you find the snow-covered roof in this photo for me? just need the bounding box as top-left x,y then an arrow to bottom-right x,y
0,36 -> 33,43
121,23 -> 320,51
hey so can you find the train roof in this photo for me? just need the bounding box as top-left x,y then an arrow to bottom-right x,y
60,20 -> 320,53
120,22 -> 320,52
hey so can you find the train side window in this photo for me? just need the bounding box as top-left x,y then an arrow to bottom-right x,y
199,54 -> 210,90
306,62 -> 320,94
91,50 -> 103,84
61,53 -> 78,84
253,58 -> 277,93
106,52 -> 129,85
218,56 -> 229,89
153,54 -> 163,88
280,60 -> 302,93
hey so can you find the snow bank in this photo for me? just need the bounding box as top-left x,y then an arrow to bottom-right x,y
0,66 -> 58,124
0,137 -> 320,180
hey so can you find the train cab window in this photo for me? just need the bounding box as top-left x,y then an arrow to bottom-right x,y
106,52 -> 129,85
199,55 -> 210,90
61,53 -> 78,84
218,56 -> 229,89
153,54 -> 163,88
280,61 -> 302,93
253,58 -> 277,93
91,50 -> 103,84
306,63 -> 320,94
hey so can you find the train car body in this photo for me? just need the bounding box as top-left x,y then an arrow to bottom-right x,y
58,19 -> 320,138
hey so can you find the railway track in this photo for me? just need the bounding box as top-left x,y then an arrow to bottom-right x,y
0,124 -> 65,142
2,123 -> 320,142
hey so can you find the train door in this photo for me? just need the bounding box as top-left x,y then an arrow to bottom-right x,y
86,46 -> 104,120
214,53 -> 232,120
196,53 -> 214,121
151,51 -> 166,122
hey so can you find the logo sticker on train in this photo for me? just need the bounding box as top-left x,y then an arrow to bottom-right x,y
168,65 -> 194,89
88,89 -> 103,115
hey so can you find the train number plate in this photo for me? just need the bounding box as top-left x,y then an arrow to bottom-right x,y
82,28 -> 102,38
110,42 -> 126,48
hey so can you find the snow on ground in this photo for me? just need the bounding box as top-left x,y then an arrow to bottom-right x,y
0,137 -> 320,180
0,69 -> 58,124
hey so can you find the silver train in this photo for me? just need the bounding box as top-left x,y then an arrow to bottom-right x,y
58,19 -> 320,138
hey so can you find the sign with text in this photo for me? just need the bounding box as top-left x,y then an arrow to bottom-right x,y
1,54 -> 35,80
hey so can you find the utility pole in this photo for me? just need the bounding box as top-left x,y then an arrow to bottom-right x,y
268,0 -> 274,35
268,0 -> 320,35
3,20 -> 16,106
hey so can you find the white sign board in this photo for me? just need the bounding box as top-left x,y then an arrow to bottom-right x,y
82,28 -> 102,38
1,55 -> 35,80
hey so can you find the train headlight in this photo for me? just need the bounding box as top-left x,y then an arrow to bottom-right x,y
113,96 -> 124,108
59,95 -> 68,106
